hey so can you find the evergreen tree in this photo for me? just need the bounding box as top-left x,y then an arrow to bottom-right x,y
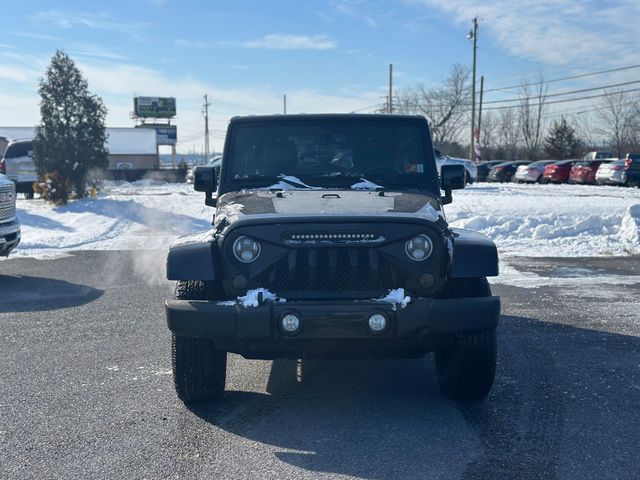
543,117 -> 581,160
33,51 -> 108,204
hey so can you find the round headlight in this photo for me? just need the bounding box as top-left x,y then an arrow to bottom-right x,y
405,234 -> 433,261
233,236 -> 261,263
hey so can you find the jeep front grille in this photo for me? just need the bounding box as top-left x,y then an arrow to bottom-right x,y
263,247 -> 402,299
0,184 -> 16,223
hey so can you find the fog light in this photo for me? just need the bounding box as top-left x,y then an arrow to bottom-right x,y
368,313 -> 387,333
232,275 -> 248,290
281,313 -> 301,334
419,273 -> 435,289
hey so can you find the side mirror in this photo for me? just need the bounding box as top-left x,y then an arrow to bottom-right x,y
440,164 -> 465,205
194,165 -> 218,207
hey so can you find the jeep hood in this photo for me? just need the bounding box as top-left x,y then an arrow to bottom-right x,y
214,189 -> 442,229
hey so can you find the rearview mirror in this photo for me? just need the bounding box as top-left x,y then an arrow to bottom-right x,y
194,165 -> 218,207
194,165 -> 217,193
440,164 -> 465,205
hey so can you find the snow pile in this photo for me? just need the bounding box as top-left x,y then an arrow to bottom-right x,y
13,182 -> 211,258
351,179 -> 383,190
619,203 -> 640,249
266,176 -> 320,190
414,203 -> 441,222
447,184 -> 640,257
217,288 -> 285,307
376,288 -> 411,310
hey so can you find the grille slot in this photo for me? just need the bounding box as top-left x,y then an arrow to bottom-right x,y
0,185 -> 16,223
266,247 -> 401,298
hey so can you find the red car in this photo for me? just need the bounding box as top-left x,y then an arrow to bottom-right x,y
569,159 -> 612,184
541,160 -> 577,183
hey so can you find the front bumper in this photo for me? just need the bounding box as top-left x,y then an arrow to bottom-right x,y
0,219 -> 21,257
166,296 -> 501,359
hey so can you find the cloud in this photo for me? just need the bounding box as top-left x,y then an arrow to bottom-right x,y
230,34 -> 337,50
31,10 -> 151,34
0,52 -> 382,153
175,39 -> 211,49
331,0 -> 379,27
7,31 -> 63,42
409,0 -> 640,68
231,64 -> 249,71
69,44 -> 130,61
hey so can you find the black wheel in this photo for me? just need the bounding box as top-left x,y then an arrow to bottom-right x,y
435,277 -> 496,401
23,187 -> 34,200
172,280 -> 227,403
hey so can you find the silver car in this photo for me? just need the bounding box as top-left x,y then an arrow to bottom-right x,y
513,160 -> 555,183
595,159 -> 626,185
434,149 -> 478,184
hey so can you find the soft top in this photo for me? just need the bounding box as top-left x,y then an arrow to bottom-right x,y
229,113 -> 427,124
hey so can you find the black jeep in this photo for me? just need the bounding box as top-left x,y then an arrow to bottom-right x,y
166,114 -> 500,402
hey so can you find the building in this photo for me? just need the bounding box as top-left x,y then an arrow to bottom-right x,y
104,128 -> 158,170
0,127 -> 159,170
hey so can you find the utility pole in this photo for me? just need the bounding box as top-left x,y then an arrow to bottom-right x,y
477,75 -> 484,156
468,17 -> 478,161
284,94 -> 287,114
388,63 -> 393,114
203,94 -> 211,162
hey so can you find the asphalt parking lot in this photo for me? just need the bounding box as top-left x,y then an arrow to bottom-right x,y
1,251 -> 639,479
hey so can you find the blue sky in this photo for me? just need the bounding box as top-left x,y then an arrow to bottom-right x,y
1,0 -> 638,152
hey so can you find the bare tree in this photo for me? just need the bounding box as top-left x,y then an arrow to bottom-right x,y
596,89 -> 639,157
496,107 -> 520,160
395,64 -> 470,145
573,113 -> 600,152
518,76 -> 548,160
479,111 -> 498,149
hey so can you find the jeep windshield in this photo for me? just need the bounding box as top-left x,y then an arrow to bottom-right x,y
225,119 -> 438,191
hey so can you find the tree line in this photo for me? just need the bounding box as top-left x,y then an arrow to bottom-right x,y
395,63 -> 640,160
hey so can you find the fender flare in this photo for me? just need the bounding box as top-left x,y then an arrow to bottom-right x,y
166,231 -> 219,281
450,228 -> 499,278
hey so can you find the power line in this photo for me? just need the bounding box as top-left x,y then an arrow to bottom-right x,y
481,86 -> 640,111
481,78 -> 640,105
482,63 -> 640,94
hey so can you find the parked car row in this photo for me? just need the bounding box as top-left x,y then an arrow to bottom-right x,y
478,152 -> 640,187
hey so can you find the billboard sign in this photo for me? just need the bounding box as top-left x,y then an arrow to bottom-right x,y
134,97 -> 176,118
138,124 -> 177,145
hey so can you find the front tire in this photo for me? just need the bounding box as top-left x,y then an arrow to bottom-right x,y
435,277 -> 497,401
172,280 -> 227,403
172,334 -> 227,403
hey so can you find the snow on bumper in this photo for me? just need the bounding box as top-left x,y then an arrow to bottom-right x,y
165,295 -> 500,346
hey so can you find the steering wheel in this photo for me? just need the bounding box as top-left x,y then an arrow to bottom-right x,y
362,165 -> 399,175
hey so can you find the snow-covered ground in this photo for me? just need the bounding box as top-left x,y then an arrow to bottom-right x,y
12,180 -> 211,258
446,183 -> 640,257
8,181 -> 640,262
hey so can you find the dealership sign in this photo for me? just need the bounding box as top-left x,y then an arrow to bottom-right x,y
137,124 -> 177,145
134,97 -> 176,118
